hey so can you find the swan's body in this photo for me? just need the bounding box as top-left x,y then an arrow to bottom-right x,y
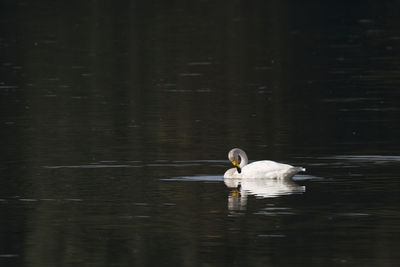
224,160 -> 304,179
223,148 -> 305,179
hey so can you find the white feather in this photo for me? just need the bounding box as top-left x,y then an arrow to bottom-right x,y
224,149 -> 305,179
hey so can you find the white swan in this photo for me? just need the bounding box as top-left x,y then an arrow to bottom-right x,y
223,148 -> 305,179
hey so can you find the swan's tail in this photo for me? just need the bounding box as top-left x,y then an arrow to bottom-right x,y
279,166 -> 306,179
292,167 -> 306,174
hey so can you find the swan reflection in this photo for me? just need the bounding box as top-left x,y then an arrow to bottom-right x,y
225,176 -> 305,211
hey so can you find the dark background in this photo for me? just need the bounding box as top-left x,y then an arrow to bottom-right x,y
1,1 -> 400,266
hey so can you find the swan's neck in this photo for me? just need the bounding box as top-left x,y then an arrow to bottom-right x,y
236,166 -> 242,173
238,151 -> 248,168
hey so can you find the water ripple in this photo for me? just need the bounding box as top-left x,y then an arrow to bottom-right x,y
321,155 -> 400,163
161,175 -> 223,182
43,164 -> 140,169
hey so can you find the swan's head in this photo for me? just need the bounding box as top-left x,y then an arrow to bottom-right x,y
228,150 -> 240,168
228,148 -> 248,173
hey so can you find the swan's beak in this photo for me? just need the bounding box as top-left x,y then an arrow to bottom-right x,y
232,160 -> 240,167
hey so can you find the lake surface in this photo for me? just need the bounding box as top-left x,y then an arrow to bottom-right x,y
1,1 -> 400,266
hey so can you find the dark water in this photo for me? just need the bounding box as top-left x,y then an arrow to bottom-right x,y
1,1 -> 400,266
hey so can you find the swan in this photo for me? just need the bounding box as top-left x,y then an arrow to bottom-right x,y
223,148 -> 305,179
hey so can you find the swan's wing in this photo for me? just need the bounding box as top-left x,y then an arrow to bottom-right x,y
242,160 -> 301,178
